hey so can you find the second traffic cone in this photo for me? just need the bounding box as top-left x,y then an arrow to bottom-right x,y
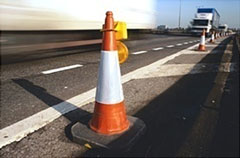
198,29 -> 206,51
210,31 -> 215,43
89,11 -> 129,135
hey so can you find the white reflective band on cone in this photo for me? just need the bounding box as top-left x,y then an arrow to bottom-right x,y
200,36 -> 205,45
96,50 -> 124,104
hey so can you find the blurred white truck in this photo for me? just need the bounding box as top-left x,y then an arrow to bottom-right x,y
191,8 -> 220,36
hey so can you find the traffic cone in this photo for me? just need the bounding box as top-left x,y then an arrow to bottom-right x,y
89,11 -> 129,135
71,11 -> 146,151
210,31 -> 215,43
198,29 -> 206,51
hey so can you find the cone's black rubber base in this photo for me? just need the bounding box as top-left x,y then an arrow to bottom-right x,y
71,116 -> 146,151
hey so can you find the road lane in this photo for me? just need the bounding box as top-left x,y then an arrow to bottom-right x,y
0,35 -> 234,157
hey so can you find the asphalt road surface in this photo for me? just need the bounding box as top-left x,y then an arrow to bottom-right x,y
0,34 -> 239,157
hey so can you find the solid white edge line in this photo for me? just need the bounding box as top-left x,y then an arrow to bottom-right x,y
137,63 -> 236,78
152,47 -> 164,51
0,42 -> 211,148
132,51 -> 147,55
42,64 -> 83,74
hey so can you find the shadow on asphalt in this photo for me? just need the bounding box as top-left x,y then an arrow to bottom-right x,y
11,79 -> 92,141
209,36 -> 239,157
80,37 -> 233,157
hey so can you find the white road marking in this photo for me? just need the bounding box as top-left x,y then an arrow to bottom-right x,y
176,43 -> 183,46
42,64 -> 83,74
152,47 -> 164,51
0,42 -> 217,148
137,63 -> 236,79
167,45 -> 174,48
183,49 -> 232,55
205,44 -> 225,47
184,42 -> 189,44
189,41 -> 193,43
132,51 -> 148,55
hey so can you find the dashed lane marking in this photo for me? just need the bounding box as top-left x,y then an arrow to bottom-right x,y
184,42 -> 189,44
132,51 -> 148,55
42,64 -> 83,74
167,45 -> 174,48
152,47 -> 164,51
176,43 -> 183,46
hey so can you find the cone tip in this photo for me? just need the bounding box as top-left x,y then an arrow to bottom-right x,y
106,11 -> 113,16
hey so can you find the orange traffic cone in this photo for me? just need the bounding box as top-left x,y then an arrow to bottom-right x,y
210,31 -> 215,43
198,29 -> 206,51
89,11 -> 130,135
71,11 -> 146,151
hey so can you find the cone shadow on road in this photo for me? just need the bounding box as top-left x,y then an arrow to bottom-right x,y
11,78 -> 92,141
81,37 -> 232,157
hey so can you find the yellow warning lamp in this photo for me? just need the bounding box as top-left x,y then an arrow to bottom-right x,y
117,41 -> 128,64
114,21 -> 128,64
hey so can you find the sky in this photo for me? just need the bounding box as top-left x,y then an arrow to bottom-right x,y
155,0 -> 240,29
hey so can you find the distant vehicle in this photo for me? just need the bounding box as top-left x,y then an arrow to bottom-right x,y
157,25 -> 168,31
218,24 -> 228,33
191,8 -> 220,36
